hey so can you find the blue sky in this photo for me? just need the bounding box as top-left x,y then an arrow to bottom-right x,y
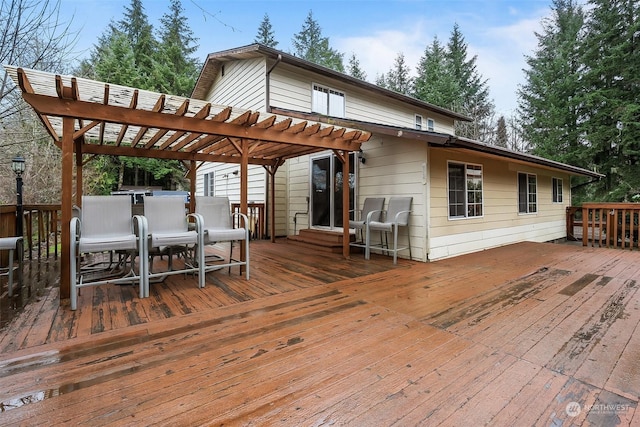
63,0 -> 559,116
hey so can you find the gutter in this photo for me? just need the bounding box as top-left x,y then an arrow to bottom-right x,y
265,54 -> 282,113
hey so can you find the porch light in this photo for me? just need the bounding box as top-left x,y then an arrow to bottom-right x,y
11,155 -> 25,237
11,155 -> 25,175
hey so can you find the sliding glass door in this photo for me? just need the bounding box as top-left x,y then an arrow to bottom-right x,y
311,153 -> 355,229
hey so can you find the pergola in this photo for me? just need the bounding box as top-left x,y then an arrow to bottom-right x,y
5,66 -> 370,303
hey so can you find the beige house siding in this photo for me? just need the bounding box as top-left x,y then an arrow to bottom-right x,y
428,147 -> 571,260
356,136 -> 429,262
204,58 -> 266,110
269,64 -> 455,132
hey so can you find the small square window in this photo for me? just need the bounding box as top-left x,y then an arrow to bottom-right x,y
426,118 -> 434,131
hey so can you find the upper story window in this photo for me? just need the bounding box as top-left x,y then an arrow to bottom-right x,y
518,172 -> 537,213
448,162 -> 483,219
415,114 -> 423,130
426,118 -> 435,131
552,177 -> 563,203
312,84 -> 345,118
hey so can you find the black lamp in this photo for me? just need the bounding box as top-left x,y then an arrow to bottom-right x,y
11,155 -> 25,237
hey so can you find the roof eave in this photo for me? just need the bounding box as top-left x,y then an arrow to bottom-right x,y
192,43 -> 472,122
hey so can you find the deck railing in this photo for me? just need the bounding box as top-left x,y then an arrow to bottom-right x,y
567,203 -> 640,249
0,204 -> 62,264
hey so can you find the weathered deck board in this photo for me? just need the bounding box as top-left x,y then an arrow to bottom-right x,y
1,240 -> 639,425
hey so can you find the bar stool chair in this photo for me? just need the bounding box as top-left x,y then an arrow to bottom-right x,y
0,237 -> 24,297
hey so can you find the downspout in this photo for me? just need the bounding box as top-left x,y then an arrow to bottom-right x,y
265,54 -> 282,236
265,54 -> 282,113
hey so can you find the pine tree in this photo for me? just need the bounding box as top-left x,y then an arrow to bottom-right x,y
255,13 -> 278,47
495,116 -> 508,147
381,53 -> 412,95
413,37 -> 459,108
154,0 -> 200,96
291,11 -> 344,72
446,24 -> 494,140
93,31 -> 141,87
578,0 -> 640,201
346,53 -> 367,80
519,0 -> 585,165
117,0 -> 156,89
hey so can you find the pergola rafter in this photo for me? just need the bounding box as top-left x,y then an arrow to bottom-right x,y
5,66 -> 370,304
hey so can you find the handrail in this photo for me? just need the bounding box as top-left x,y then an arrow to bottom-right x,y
567,203 -> 640,250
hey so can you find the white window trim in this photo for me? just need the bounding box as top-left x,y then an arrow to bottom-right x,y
447,161 -> 484,220
518,172 -> 538,214
415,114 -> 423,130
552,177 -> 563,203
311,83 -> 345,118
426,117 -> 435,131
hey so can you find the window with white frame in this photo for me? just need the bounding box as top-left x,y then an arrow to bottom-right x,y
204,172 -> 215,196
552,177 -> 563,203
312,84 -> 345,117
448,162 -> 483,218
426,118 -> 435,131
518,172 -> 537,213
415,114 -> 423,130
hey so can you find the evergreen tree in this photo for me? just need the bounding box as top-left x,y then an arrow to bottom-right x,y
518,0 -> 585,165
254,13 -> 278,47
154,0 -> 200,96
118,0 -> 156,89
380,53 -> 412,95
291,11 -> 344,72
93,31 -> 142,87
495,116 -> 508,148
346,53 -> 367,80
413,37 -> 459,108
579,0 -> 640,201
446,24 -> 494,140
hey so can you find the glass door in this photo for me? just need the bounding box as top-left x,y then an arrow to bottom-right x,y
311,153 -> 355,229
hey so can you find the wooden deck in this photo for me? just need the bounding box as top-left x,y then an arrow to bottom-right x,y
1,240 -> 639,426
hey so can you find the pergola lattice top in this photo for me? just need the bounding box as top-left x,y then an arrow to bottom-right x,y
5,66 -> 370,165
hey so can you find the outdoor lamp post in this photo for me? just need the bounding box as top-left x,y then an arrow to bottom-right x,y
11,155 -> 25,237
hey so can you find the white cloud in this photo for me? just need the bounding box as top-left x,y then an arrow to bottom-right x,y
336,9 -> 549,118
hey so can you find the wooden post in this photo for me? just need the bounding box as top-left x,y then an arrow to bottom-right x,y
75,139 -> 83,208
240,139 -> 249,267
60,117 -> 74,300
189,160 -> 196,213
334,150 -> 351,260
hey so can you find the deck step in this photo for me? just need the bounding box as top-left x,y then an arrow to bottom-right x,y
287,229 -> 355,253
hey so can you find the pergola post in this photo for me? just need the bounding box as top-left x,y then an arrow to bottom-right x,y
240,139 -> 249,269
60,117 -> 74,299
75,139 -> 83,208
189,160 -> 196,213
335,150 -> 351,259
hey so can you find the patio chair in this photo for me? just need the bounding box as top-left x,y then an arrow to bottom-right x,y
70,196 -> 147,310
365,196 -> 413,264
349,197 -> 385,249
196,196 -> 250,280
143,196 -> 205,296
0,236 -> 23,297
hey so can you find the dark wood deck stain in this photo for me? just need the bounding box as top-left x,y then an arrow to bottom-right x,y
1,240 -> 639,425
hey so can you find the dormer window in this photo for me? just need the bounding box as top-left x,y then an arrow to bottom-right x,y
415,114 -> 423,130
312,84 -> 345,118
427,118 -> 435,131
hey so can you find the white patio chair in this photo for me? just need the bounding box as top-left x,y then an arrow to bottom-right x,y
70,196 -> 147,310
143,196 -> 205,297
0,236 -> 23,297
349,197 -> 385,249
196,196 -> 250,280
365,196 -> 413,264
